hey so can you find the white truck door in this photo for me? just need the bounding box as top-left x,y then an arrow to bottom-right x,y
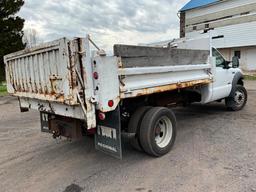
211,48 -> 234,101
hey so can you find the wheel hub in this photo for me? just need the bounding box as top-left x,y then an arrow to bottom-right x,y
155,116 -> 173,148
234,90 -> 245,107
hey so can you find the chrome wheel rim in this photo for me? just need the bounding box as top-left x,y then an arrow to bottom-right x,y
234,90 -> 245,107
155,116 -> 173,148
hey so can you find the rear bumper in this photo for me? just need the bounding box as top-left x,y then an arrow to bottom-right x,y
19,97 -> 85,120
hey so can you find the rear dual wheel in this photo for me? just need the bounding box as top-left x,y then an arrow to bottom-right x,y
139,107 -> 177,157
128,106 -> 152,151
128,107 -> 177,157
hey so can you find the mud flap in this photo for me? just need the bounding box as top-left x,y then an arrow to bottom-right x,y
95,106 -> 122,159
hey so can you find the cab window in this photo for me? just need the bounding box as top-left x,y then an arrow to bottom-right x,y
212,48 -> 225,67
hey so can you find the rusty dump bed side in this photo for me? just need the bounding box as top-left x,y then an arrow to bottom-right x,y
120,79 -> 212,98
4,38 -> 79,105
115,44 -> 213,99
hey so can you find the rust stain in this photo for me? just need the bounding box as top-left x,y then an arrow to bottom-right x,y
121,79 -> 212,99
67,41 -> 77,89
34,82 -> 38,93
12,92 -> 69,105
11,74 -> 71,105
49,74 -> 62,95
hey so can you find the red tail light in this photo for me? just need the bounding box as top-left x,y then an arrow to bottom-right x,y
108,100 -> 114,107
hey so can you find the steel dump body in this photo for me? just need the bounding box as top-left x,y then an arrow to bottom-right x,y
4,37 -> 213,129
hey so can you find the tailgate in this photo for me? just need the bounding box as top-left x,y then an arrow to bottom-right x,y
4,38 -> 78,105
4,37 -> 98,129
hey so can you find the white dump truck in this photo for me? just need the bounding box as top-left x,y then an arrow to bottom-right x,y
4,35 -> 247,159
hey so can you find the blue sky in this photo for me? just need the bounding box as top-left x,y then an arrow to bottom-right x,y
18,0 -> 189,49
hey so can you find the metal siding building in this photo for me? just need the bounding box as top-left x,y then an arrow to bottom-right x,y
180,0 -> 256,72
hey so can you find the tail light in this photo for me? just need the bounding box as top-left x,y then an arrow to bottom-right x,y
108,100 -> 114,107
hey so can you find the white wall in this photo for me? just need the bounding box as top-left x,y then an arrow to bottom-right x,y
187,21 -> 256,49
245,47 -> 256,71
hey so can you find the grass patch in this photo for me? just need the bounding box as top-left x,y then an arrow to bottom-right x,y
244,75 -> 256,81
0,83 -> 7,96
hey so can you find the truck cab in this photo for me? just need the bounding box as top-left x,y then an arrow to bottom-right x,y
167,36 -> 247,111
201,47 -> 247,111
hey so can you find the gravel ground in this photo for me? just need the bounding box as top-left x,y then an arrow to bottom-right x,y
0,81 -> 255,192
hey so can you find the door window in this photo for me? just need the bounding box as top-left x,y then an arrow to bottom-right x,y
212,48 -> 225,67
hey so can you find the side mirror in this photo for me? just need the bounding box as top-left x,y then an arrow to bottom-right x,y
223,61 -> 231,69
232,56 -> 240,68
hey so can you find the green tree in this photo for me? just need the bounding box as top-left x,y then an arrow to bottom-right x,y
0,0 -> 25,82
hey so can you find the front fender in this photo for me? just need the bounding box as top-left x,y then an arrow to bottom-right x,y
229,72 -> 244,97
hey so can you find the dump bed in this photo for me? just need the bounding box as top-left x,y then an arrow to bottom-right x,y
4,36 -> 213,129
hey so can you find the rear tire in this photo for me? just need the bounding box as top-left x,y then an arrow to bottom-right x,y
128,106 -> 152,151
225,85 -> 247,111
139,107 -> 177,157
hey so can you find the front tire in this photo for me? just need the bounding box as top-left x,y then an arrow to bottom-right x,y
225,85 -> 247,111
139,107 -> 177,157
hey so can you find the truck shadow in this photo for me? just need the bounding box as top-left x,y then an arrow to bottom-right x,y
174,102 -> 229,119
